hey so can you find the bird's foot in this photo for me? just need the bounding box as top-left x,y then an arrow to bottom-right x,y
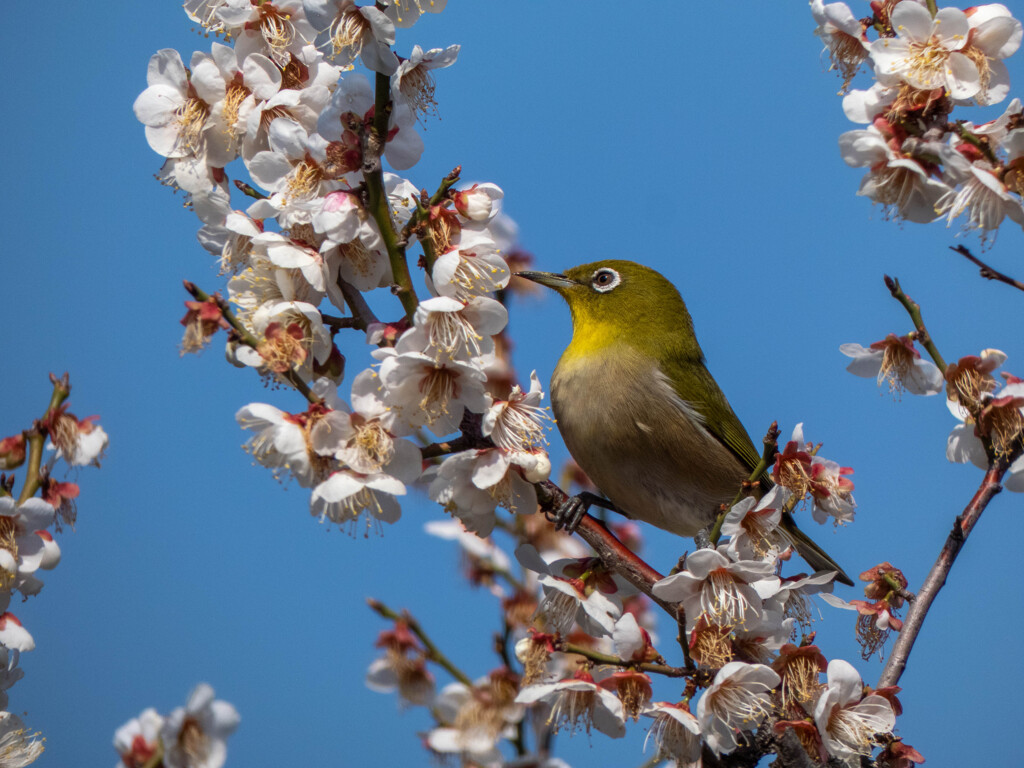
548,492 -> 617,535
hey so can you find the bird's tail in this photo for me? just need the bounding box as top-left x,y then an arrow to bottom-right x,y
780,513 -> 854,587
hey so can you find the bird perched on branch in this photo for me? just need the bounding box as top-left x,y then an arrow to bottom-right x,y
516,260 -> 852,586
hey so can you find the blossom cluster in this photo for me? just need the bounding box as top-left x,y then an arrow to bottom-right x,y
133,3 -> 946,767
114,683 -> 239,768
0,376 -> 109,765
136,0 -> 551,537
813,0 -> 1024,239
360,454 -> 915,767
842,334 -> 1024,487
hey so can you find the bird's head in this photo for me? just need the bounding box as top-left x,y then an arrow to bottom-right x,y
515,260 -> 699,356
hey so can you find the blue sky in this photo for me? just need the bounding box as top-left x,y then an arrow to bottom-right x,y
3,2 -> 1023,766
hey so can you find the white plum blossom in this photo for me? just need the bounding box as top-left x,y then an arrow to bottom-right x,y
431,229 -> 511,301
870,3 -> 1019,104
452,183 -> 504,222
840,334 -> 944,396
304,0 -> 398,73
251,231 -> 328,293
811,0 -> 868,91
838,125 -> 950,223
310,470 -> 406,532
396,295 -> 508,362
697,661 -> 780,756
842,82 -> 899,123
236,402 -> 321,486
937,156 -> 1024,234
240,300 -> 333,379
0,605 -> 33,653
114,708 -> 164,768
309,372 -> 422,479
215,0 -> 316,66
721,485 -> 792,563
651,548 -> 779,630
482,371 -> 549,453
160,683 -> 240,768
515,544 -> 623,637
0,498 -> 60,597
426,677 -> 524,763
515,672 -> 626,738
375,348 -> 489,436
642,701 -> 702,768
193,187 -> 263,274
813,659 -> 895,761
392,44 -> 460,121
246,118 -> 342,227
0,712 -> 43,768
133,49 -> 218,162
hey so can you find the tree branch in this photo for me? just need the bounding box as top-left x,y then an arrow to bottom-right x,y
949,244 -> 1024,294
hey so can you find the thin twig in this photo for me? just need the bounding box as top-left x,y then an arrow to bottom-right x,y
17,373 -> 71,504
183,281 -> 321,404
559,642 -> 689,678
950,244 -> 1024,294
884,275 -> 947,371
368,599 -> 475,689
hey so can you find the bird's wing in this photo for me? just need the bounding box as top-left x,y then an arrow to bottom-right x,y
661,353 -> 769,484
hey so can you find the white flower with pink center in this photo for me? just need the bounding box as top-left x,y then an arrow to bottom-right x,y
304,0 -> 398,73
814,659 -> 895,761
133,49 -> 214,161
870,3 -> 1019,104
114,708 -> 164,768
236,402 -> 321,486
396,295 -> 508,362
482,371 -> 550,453
838,125 -> 950,223
310,470 -> 405,532
642,701 -> 702,767
215,0 -> 315,66
431,230 -> 511,301
652,548 -> 779,630
515,671 -> 626,738
375,349 -> 489,436
309,372 -> 422,480
246,118 -> 341,228
0,498 -> 60,597
697,661 -> 780,755
840,333 -> 943,396
160,683 -> 240,768
516,544 -> 622,637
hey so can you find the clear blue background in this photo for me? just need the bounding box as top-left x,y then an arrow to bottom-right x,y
3,2 -> 1023,766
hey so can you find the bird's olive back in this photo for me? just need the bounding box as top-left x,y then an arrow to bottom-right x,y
558,260 -> 704,362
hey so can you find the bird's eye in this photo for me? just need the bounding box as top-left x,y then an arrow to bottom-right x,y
590,268 -> 621,293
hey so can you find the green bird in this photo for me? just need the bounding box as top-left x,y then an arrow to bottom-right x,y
516,259 -> 852,586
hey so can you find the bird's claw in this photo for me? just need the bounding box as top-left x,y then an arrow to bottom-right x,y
553,495 -> 590,534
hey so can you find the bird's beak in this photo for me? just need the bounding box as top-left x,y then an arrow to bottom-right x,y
514,270 -> 577,290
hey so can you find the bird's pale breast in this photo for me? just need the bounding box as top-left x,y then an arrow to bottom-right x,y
551,344 -> 748,537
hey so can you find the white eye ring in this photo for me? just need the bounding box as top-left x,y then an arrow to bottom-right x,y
590,268 -> 621,293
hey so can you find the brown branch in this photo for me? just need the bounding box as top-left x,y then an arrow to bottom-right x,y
535,481 -> 675,617
877,460 -> 1008,688
950,244 -> 1024,294
558,642 -> 689,678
